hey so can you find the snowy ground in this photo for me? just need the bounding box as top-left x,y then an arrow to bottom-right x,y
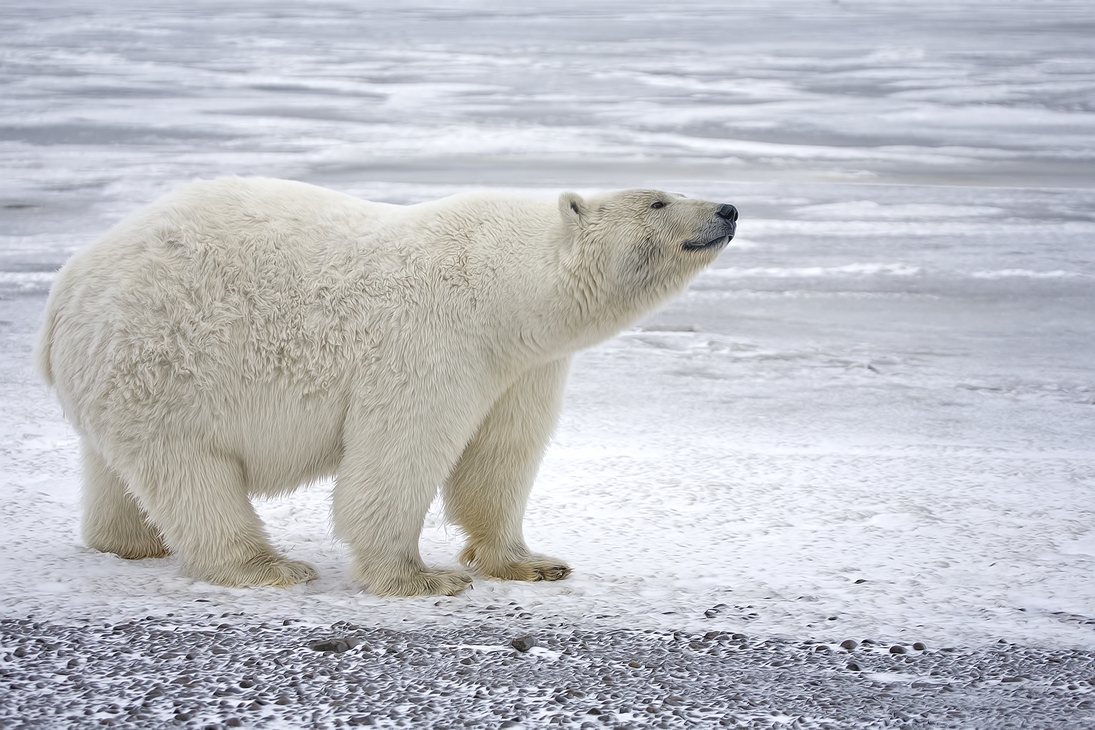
2,0 -> 1095,726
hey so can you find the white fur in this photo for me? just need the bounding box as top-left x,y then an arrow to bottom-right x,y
36,177 -> 731,595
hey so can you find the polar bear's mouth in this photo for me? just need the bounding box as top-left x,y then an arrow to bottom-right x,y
682,234 -> 732,252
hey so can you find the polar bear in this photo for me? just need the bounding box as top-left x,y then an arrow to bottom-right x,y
36,178 -> 737,596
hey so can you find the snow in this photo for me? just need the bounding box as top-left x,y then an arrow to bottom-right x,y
2,0 -> 1094,653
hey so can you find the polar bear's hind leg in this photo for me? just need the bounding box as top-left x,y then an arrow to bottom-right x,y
81,442 -> 168,560
128,447 -> 317,587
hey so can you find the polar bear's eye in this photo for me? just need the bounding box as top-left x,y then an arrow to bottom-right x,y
650,201 -> 665,210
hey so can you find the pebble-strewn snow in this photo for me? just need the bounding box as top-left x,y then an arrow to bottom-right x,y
2,0 -> 1094,657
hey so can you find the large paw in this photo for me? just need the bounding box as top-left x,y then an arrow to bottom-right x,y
461,546 -> 572,582
85,521 -> 169,560
192,554 -> 319,587
364,567 -> 474,597
89,532 -> 170,561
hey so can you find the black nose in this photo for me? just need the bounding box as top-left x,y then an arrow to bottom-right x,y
716,204 -> 738,223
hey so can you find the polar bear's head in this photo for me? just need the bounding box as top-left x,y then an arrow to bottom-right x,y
557,189 -> 737,312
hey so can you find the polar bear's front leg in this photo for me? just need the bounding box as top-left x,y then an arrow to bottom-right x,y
333,400 -> 475,597
444,358 -> 572,582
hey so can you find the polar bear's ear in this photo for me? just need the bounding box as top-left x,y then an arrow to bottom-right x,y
558,192 -> 587,228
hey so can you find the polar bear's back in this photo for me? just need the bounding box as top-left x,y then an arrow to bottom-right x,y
37,178 -> 416,443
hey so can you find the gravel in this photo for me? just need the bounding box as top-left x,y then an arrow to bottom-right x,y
3,617 -> 1094,728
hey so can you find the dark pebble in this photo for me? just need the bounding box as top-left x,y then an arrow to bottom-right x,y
847,662 -> 861,671
840,640 -> 858,651
511,636 -> 537,652
309,637 -> 360,653
889,645 -> 906,654
913,642 -> 926,651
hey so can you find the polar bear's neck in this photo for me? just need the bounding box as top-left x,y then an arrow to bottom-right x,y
483,224 -> 693,364
393,193 -> 695,368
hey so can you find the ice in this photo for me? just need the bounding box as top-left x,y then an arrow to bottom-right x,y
2,0 -> 1094,651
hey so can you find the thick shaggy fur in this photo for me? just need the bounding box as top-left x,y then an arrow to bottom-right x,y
37,177 -> 734,595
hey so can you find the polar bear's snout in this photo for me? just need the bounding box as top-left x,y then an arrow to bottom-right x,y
683,202 -> 738,251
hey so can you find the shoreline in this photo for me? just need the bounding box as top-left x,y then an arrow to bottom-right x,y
3,616 -> 1094,728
